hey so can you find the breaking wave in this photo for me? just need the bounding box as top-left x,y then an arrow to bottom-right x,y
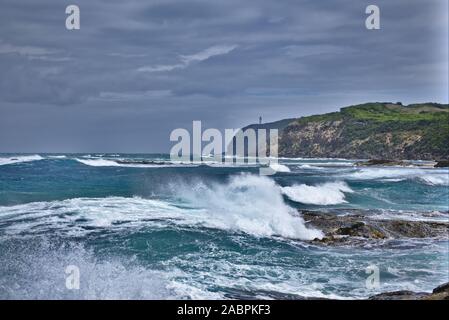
0,241 -> 209,299
268,163 -> 291,172
281,182 -> 354,205
75,158 -> 122,167
0,155 -> 43,166
74,158 -> 198,168
0,175 -> 323,240
347,168 -> 448,186
418,174 -> 449,186
171,174 -> 322,240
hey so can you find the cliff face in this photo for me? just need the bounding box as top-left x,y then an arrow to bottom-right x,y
246,103 -> 449,160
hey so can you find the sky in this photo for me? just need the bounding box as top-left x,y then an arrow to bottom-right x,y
0,0 -> 448,153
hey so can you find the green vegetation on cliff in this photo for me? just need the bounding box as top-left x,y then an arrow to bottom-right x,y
247,102 -> 449,160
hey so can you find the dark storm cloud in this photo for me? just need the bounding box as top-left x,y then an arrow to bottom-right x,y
0,0 -> 447,152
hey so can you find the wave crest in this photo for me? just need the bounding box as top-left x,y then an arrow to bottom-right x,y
172,174 -> 322,240
269,163 -> 291,173
74,158 -> 197,168
0,175 -> 323,241
0,241 -> 184,299
282,182 -> 354,205
0,155 -> 43,166
348,168 -> 448,186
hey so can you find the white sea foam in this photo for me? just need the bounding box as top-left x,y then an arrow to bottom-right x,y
347,168 -> 449,186
74,158 -> 198,168
269,163 -> 291,172
288,162 -> 354,167
0,175 -> 323,240
281,182 -> 354,205
418,174 -> 449,186
380,178 -> 405,182
0,197 -> 187,235
296,164 -> 327,170
75,157 -> 288,170
202,161 -> 259,168
0,242 -> 192,299
172,174 -> 322,240
368,210 -> 449,223
0,155 -> 43,166
0,239 -> 352,300
75,158 -> 121,167
1,238 -> 445,300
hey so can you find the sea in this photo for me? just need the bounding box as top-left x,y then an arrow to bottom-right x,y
0,153 -> 448,299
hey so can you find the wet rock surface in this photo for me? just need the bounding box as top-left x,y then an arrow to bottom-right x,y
435,160 -> 449,168
369,282 -> 449,300
231,282 -> 449,300
297,211 -> 449,299
368,290 -> 429,300
301,210 -> 449,245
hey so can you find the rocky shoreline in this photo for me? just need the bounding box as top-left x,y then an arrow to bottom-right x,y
302,210 -> 449,246
224,282 -> 449,300
297,210 -> 449,299
368,282 -> 449,300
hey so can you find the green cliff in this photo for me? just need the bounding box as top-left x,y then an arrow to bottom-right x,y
247,102 -> 449,160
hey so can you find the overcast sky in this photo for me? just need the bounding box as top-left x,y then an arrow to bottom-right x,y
0,0 -> 447,153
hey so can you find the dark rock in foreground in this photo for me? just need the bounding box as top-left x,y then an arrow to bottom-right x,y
227,282 -> 449,300
435,160 -> 449,168
369,282 -> 449,300
368,290 -> 429,300
301,210 -> 449,245
301,211 -> 449,300
433,282 -> 449,294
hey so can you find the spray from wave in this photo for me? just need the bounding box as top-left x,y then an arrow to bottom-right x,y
281,182 -> 354,205
170,174 -> 322,240
0,240 -> 199,299
0,175 -> 323,240
418,174 -> 449,186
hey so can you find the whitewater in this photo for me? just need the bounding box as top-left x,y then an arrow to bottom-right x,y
0,154 -> 447,299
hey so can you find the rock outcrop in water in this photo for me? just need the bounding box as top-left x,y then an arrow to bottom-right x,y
301,210 -> 449,246
435,160 -> 449,168
242,102 -> 449,160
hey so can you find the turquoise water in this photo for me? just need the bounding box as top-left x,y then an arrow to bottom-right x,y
0,154 -> 448,299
